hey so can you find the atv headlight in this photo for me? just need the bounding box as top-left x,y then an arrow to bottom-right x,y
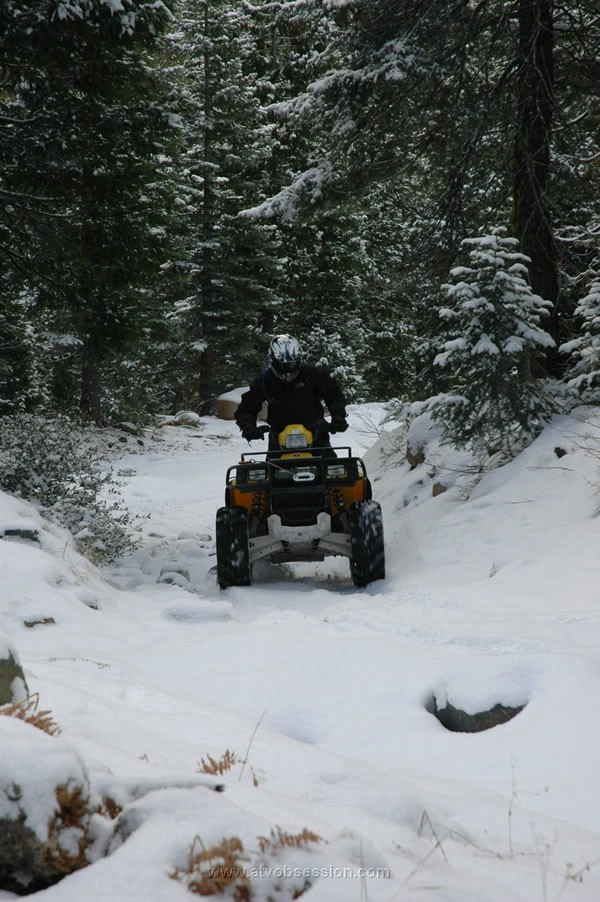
285,433 -> 309,450
326,465 -> 347,478
248,468 -> 268,482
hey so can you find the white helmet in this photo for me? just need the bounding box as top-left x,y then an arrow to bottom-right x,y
268,334 -> 303,382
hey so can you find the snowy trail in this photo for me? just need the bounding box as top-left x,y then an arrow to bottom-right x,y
3,406 -> 600,901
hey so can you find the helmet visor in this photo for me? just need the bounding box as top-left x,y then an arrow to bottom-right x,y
271,357 -> 301,381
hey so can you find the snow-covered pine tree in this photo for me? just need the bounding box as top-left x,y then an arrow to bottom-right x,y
431,229 -> 556,452
560,272 -> 600,402
165,0 -> 282,410
0,0 -> 178,422
248,0 -> 599,387
242,0 -> 415,403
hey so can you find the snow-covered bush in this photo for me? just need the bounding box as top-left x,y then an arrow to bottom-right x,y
430,229 -> 556,452
0,415 -> 137,563
560,274 -> 600,402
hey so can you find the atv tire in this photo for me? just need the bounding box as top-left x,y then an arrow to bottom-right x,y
349,500 -> 385,587
216,506 -> 252,589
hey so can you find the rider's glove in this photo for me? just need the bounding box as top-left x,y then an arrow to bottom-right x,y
241,424 -> 263,442
329,418 -> 349,434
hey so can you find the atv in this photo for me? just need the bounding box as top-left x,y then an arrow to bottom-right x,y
215,422 -> 385,589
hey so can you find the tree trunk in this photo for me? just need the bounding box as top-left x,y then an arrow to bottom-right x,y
198,0 -> 216,413
514,0 -> 560,365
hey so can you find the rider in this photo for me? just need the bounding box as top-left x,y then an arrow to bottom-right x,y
235,334 -> 348,452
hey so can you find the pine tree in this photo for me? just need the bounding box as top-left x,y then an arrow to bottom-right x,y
0,287 -> 36,414
242,0 -> 416,403
166,0 -> 283,410
431,229 -> 556,451
0,0 -> 178,422
252,0 -> 599,383
560,273 -> 600,401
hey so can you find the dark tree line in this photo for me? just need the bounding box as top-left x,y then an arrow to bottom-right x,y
0,0 -> 598,436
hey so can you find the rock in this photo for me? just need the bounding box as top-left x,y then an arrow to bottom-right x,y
405,445 -> 425,469
156,410 -> 202,428
1,527 -> 40,544
0,718 -> 97,894
158,564 -> 190,586
174,410 -> 201,426
432,482 -> 447,497
116,422 -> 141,437
24,618 -> 56,629
0,637 -> 29,704
216,389 -> 267,422
405,411 -> 439,469
216,396 -> 239,420
428,697 -> 525,733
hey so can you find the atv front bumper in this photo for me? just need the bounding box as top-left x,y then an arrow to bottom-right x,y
249,512 -> 351,565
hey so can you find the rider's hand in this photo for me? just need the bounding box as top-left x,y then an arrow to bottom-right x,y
241,425 -> 263,442
329,418 -> 349,434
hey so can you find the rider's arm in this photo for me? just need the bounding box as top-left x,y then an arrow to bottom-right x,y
316,368 -> 347,421
235,376 -> 264,431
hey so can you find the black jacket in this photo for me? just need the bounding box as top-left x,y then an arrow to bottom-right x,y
235,363 -> 347,435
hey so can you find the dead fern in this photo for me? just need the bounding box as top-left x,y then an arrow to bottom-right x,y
0,692 -> 61,736
47,781 -> 92,874
171,827 -> 323,900
198,747 -> 263,787
171,835 -> 250,899
100,796 -> 123,820
198,749 -> 239,776
257,827 -> 323,855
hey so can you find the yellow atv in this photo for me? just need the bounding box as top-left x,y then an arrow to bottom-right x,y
215,423 -> 385,589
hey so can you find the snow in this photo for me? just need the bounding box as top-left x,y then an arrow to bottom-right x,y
1,403 -> 600,900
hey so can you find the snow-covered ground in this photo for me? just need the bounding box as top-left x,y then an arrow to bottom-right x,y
1,403 -> 600,901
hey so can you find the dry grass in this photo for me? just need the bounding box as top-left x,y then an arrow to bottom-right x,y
198,749 -> 239,776
172,826 -> 323,899
171,835 -> 250,899
257,827 -> 322,855
0,692 -> 61,735
198,748 -> 261,787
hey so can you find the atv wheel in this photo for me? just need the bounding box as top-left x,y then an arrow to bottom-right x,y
216,506 -> 252,589
349,500 -> 385,587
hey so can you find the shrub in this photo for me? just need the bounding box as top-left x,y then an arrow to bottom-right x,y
560,274 -> 600,402
0,414 -> 137,563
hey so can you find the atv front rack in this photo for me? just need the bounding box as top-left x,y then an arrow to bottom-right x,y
239,445 -> 354,462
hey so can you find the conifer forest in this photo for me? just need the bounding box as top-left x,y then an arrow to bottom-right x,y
1,0 -> 599,449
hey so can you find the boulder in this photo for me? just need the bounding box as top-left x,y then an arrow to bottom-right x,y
429,697 -> 525,733
216,388 -> 267,422
0,717 -> 96,894
216,389 -> 244,421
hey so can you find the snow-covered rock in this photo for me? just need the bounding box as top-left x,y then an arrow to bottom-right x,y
0,717 -> 98,894
0,632 -> 28,704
